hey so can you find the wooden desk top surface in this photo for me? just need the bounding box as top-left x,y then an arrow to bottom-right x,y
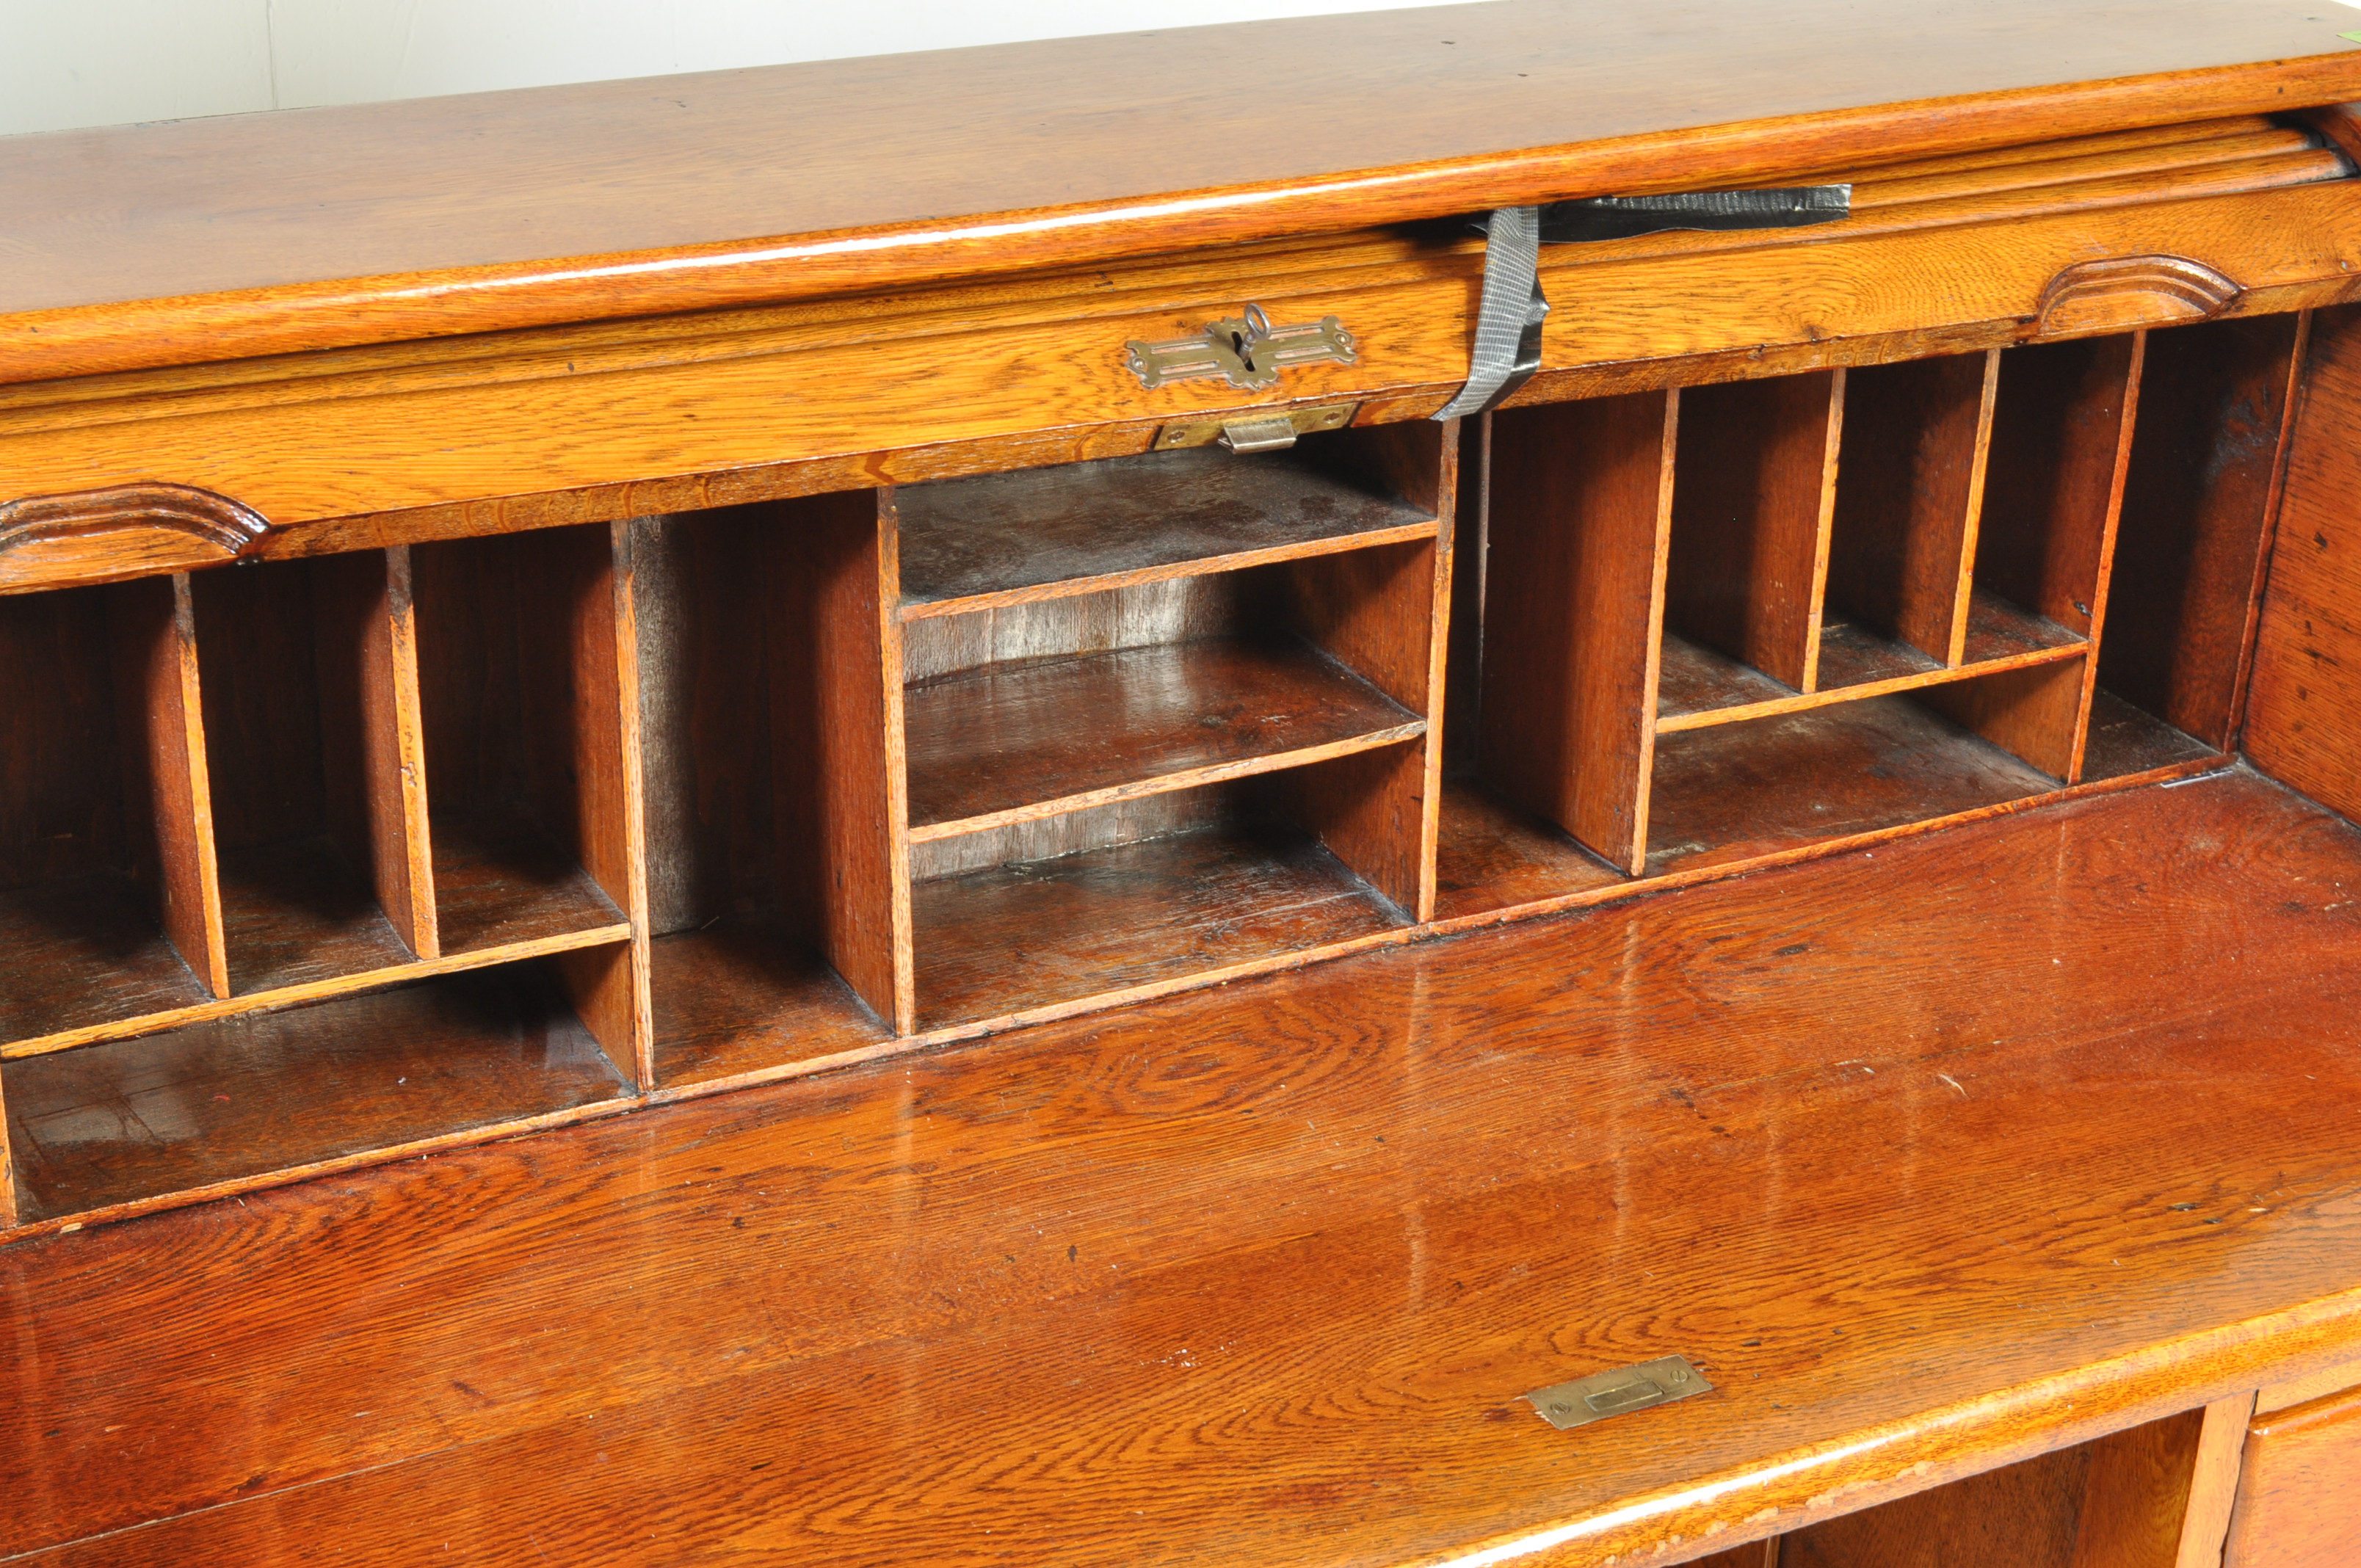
9,767 -> 2361,1567
4,0 -> 2361,383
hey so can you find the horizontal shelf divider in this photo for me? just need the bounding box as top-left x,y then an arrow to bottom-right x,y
908,727 -> 1425,843
904,636 -> 1426,841
1654,636 -> 2086,733
899,518 -> 1440,622
0,921 -> 631,1061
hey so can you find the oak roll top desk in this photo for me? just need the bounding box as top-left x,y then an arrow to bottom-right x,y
10,2 -> 2361,1564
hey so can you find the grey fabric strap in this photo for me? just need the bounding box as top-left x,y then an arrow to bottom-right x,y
1433,185 -> 1850,421
1432,205 -> 1548,421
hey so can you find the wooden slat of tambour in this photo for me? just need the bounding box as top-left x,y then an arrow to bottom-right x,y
2103,313 -> 2306,752
109,574 -> 231,1000
1667,370 -> 1844,693
312,548 -> 439,960
1845,128 -> 2332,208
1829,115 -> 2281,178
2238,304 -> 2361,821
4,0 -> 2357,383
8,772 -> 2361,1564
1828,351 -> 2000,667
1481,390 -> 1677,876
2,175 -> 2357,550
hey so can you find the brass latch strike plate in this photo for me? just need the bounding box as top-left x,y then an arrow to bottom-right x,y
1520,1355 -> 1713,1431
1153,402 -> 1358,454
1125,302 -> 1359,391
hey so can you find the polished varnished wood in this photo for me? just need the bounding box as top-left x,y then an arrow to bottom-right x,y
2222,1384 -> 2361,1567
895,441 -> 1438,617
2103,314 -> 2302,752
1827,352 -> 1999,665
1782,1407 -> 2208,1568
904,636 -> 1422,838
911,813 -> 1409,1032
1666,371 -> 1843,692
2,137 -> 2354,553
2246,303 -> 2361,823
1,959 -> 630,1224
1479,391 -> 1676,875
7,772 -> 2361,1565
5,1 -> 2356,384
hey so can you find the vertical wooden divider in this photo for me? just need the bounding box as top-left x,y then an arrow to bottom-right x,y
1929,334 -> 2144,782
532,525 -> 650,1089
1479,390 -> 1677,876
0,1095 -> 15,1229
1667,369 -> 1844,691
2103,312 -> 2306,751
1445,411 -> 1490,772
604,519 -> 654,1085
776,489 -> 913,1035
1828,350 -> 2000,665
111,573 -> 230,999
1281,419 -> 1456,919
313,548 -> 438,959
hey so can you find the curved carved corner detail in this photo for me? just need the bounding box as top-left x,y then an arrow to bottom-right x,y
2034,255 -> 2241,340
0,484 -> 272,592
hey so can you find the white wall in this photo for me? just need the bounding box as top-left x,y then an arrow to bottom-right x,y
0,0 -> 1486,137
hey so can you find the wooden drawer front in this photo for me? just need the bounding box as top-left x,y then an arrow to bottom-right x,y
2224,1384 -> 2361,1568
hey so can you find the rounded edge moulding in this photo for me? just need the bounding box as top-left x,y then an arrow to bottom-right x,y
4,0 -> 2361,383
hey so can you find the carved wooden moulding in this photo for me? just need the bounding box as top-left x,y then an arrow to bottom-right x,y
2034,254 -> 2242,338
0,483 -> 271,592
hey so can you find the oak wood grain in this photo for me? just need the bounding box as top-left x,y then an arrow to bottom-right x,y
1479,391 -> 1676,875
2174,1393 -> 2256,1568
4,176 -> 2356,555
312,548 -> 438,959
6,772 -> 2361,1565
112,575 -> 230,1001
5,1 -> 2355,382
1,959 -> 631,1224
2103,313 -> 2303,750
903,638 -> 1423,840
1669,370 -> 1843,693
1828,351 -> 2000,665
2244,302 -> 2361,819
896,441 -> 1438,619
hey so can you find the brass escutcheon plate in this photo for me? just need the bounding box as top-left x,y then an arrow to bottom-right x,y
1520,1354 -> 1713,1431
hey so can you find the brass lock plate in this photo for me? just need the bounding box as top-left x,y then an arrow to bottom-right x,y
1520,1354 -> 1713,1431
1153,402 -> 1358,453
1125,302 -> 1359,391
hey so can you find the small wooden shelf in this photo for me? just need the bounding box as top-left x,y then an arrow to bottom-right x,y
912,821 -> 1409,1031
0,874 -> 211,1049
649,919 -> 892,1090
904,637 -> 1424,839
218,835 -> 414,995
1646,690 -> 2062,874
1,959 -> 632,1223
430,812 -> 627,956
1658,591 -> 2089,732
896,443 -> 1440,617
